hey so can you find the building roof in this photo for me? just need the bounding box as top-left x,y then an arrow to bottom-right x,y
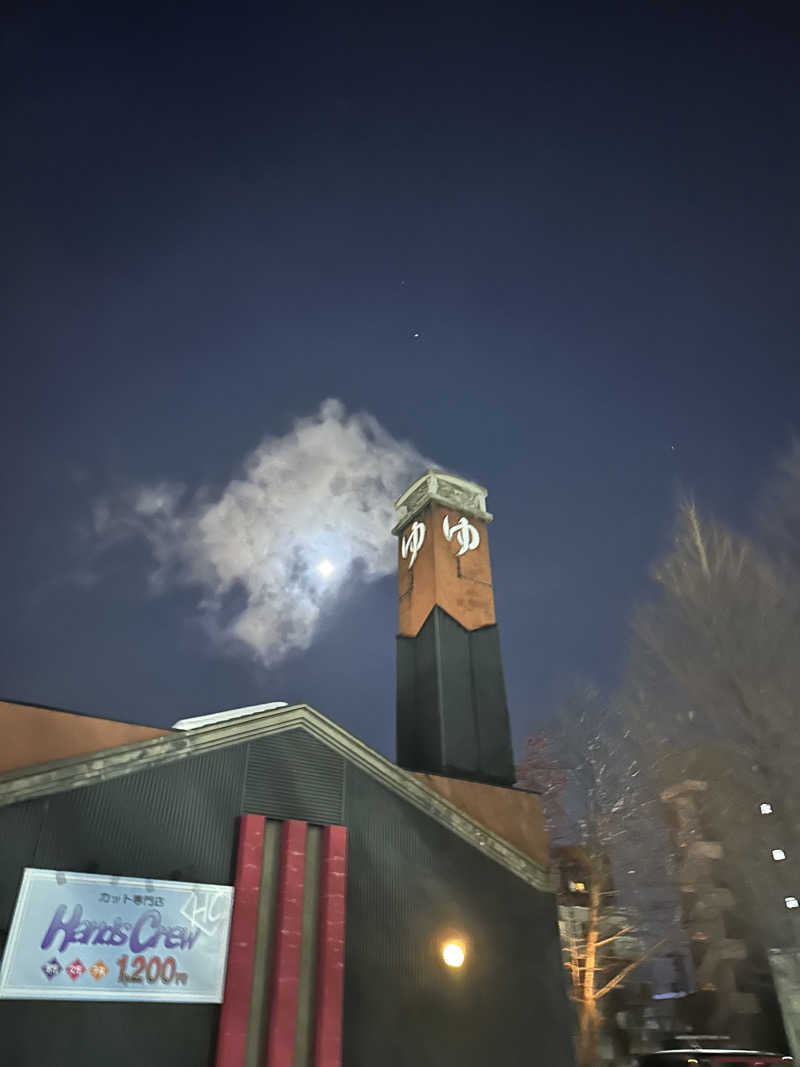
0,701 -> 554,893
0,699 -> 171,774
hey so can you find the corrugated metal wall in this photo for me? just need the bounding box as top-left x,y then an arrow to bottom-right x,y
243,730 -> 344,824
343,762 -> 575,1067
0,727 -> 572,1067
0,729 -> 343,935
0,798 -> 46,934
30,746 -> 247,884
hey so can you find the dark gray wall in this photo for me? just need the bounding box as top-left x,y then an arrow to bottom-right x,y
0,728 -> 573,1067
343,763 -> 574,1067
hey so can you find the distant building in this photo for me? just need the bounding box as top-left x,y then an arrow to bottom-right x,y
661,747 -> 792,1054
0,470 -> 575,1066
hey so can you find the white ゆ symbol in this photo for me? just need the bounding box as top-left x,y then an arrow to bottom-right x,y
401,521 -> 426,569
443,515 -> 480,556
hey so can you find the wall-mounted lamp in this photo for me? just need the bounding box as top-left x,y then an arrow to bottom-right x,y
442,941 -> 465,968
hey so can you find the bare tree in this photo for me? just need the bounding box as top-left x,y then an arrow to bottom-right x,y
624,494 -> 800,950
759,438 -> 800,572
520,683 -> 671,1066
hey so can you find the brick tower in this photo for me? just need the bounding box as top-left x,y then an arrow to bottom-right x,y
393,470 -> 515,786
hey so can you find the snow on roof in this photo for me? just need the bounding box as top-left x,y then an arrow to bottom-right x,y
171,703 -> 288,730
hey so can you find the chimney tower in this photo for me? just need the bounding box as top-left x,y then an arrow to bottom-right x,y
393,470 -> 515,787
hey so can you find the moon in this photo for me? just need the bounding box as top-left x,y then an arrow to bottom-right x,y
317,559 -> 335,579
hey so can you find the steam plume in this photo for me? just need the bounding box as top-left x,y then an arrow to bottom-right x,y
94,399 -> 432,666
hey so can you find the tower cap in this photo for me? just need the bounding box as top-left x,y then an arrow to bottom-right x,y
392,469 -> 493,535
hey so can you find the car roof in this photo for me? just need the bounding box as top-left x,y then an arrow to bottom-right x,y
646,1053 -> 789,1059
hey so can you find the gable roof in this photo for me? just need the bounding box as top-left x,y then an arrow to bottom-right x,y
0,701 -> 553,893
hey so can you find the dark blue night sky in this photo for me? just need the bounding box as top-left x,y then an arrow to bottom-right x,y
2,5 -> 798,757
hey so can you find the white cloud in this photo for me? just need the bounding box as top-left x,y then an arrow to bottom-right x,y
95,398 -> 433,666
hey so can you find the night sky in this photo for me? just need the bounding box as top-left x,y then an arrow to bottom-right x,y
3,5 -> 799,758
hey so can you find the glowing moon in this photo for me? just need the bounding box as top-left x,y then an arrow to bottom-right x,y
317,559 -> 335,579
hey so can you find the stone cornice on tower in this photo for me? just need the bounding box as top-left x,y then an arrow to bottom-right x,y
391,469 -> 493,535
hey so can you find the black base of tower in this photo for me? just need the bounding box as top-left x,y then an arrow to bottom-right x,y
396,607 -> 515,787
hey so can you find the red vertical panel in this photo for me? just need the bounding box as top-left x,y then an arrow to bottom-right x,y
264,819 -> 308,1067
215,815 -> 266,1067
313,825 -> 348,1067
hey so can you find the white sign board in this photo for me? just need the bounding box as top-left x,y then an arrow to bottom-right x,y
0,868 -> 233,1002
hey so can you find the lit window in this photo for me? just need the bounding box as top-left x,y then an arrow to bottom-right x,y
773,849 -> 787,862
568,880 -> 586,893
761,803 -> 773,815
785,896 -> 799,909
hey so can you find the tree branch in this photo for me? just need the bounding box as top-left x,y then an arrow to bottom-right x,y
594,927 -> 633,948
594,939 -> 666,1001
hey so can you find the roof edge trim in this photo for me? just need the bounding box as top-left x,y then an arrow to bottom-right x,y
0,703 -> 554,893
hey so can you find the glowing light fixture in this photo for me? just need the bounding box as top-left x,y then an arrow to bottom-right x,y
785,896 -> 799,909
317,559 -> 335,579
761,803 -> 773,815
442,941 -> 465,968
773,849 -> 787,862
